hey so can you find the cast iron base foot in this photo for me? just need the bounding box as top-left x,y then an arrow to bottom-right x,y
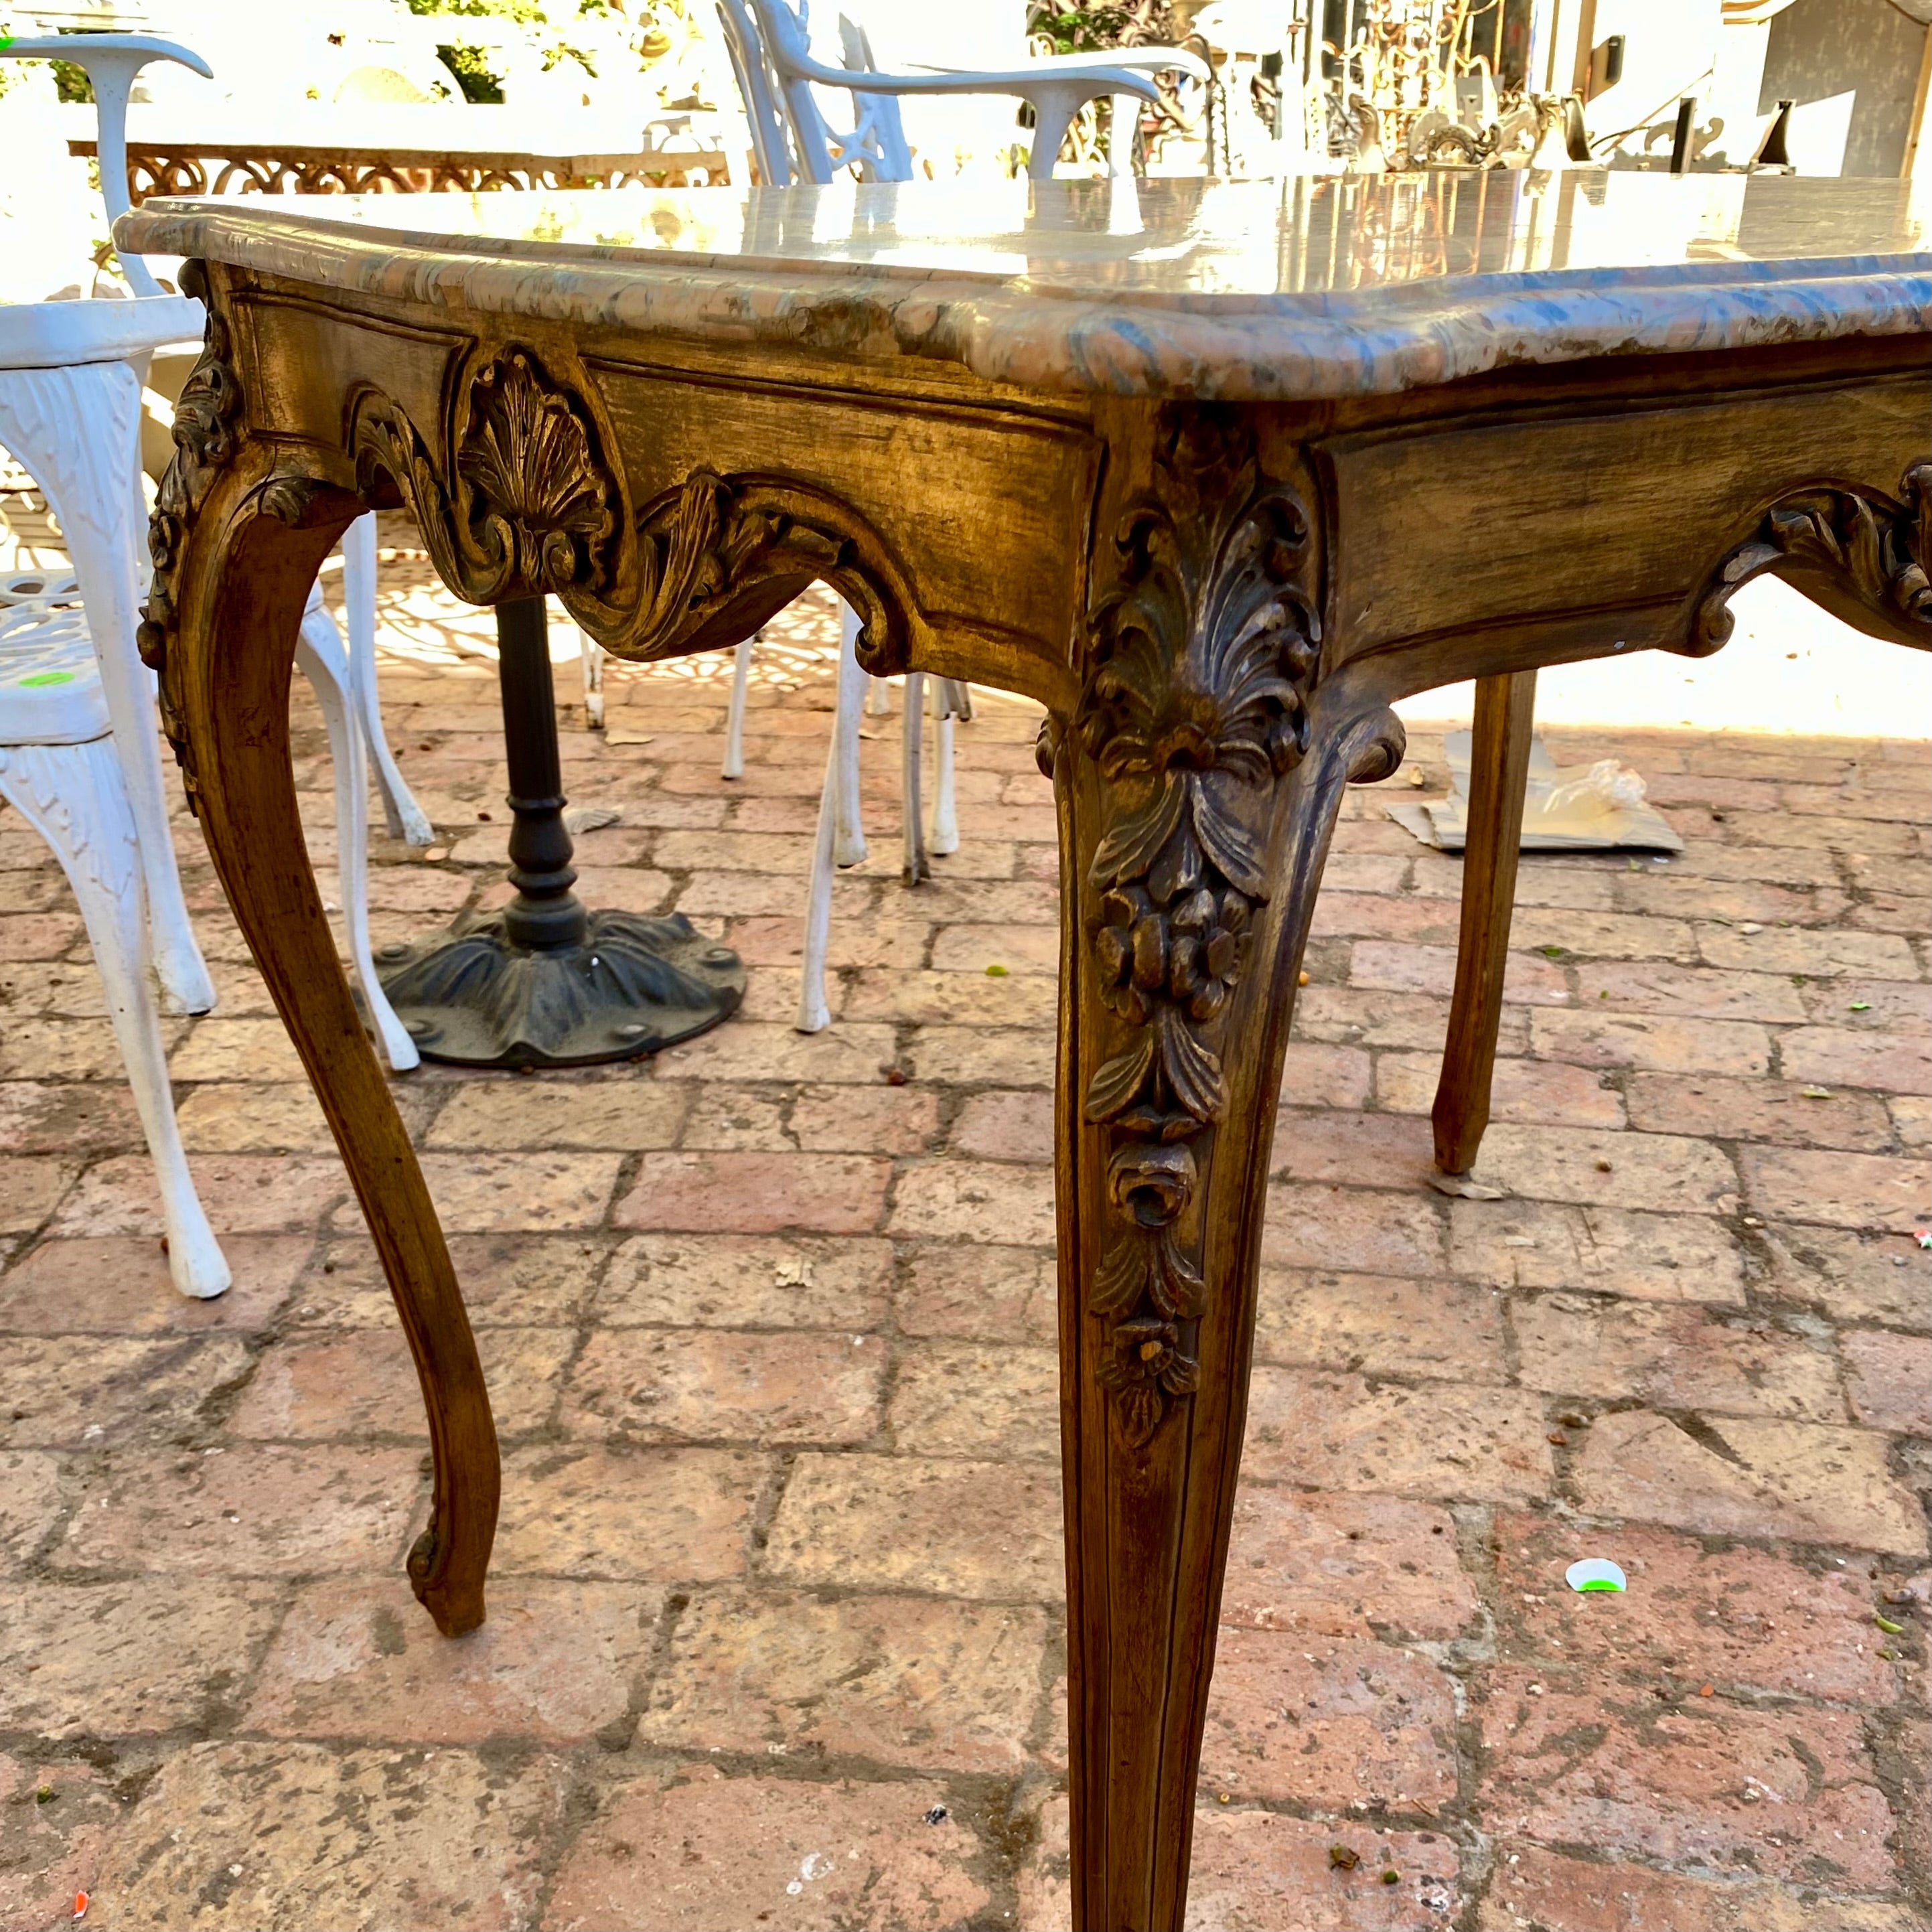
376,909 -> 744,1068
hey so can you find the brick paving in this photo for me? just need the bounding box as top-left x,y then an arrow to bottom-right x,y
0,563 -> 1927,1931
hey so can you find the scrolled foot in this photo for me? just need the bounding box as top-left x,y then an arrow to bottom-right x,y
408,1514 -> 487,1637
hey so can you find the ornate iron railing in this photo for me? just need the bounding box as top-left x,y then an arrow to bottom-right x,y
70,140 -> 729,202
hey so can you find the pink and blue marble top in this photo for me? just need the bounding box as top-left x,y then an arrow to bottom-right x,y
119,172 -> 1931,400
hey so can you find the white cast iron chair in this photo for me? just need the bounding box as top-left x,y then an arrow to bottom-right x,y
0,35 -> 425,1294
727,0 -> 1207,185
0,570 -> 229,1295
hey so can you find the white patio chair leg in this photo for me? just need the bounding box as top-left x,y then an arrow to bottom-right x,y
901,670 -> 929,885
342,511 -> 432,846
865,671 -> 891,717
1110,91 -> 1142,174
1027,85 -> 1084,180
0,362 -> 215,1014
721,632 -> 753,778
797,715 -> 840,1038
578,623 -> 605,730
0,738 -> 229,1297
930,680 -> 959,858
832,601 -> 867,866
296,591 -> 420,1073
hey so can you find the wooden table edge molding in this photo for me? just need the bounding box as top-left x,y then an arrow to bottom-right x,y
117,177 -> 1932,1932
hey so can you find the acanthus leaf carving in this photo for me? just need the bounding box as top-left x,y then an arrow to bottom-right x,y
1072,415 -> 1324,1450
456,350 -> 613,597
139,259 -> 244,811
1696,464 -> 1932,652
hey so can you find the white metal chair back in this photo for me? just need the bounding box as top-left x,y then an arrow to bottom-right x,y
0,35 -> 212,297
718,0 -> 1193,186
716,0 -> 798,186
717,0 -> 916,184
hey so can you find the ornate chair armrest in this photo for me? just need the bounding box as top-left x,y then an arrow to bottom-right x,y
798,60 -> 1161,107
920,48 -> 1211,85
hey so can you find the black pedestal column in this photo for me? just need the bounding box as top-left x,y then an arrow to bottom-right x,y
375,595 -> 743,1068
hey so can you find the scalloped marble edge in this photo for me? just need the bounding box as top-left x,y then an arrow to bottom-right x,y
115,200 -> 1932,402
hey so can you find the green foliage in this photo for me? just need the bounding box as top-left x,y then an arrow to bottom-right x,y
406,0 -> 550,102
1025,1 -> 1175,52
402,0 -> 669,100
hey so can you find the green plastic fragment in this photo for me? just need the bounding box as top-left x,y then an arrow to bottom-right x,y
17,670 -> 76,687
1875,1613 -> 1905,1635
984,964 -> 1009,977
1566,1558 -> 1627,1592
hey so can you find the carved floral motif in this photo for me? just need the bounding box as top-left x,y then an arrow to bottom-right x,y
1061,417 -> 1324,1447
1697,465 -> 1932,650
138,261 -> 244,806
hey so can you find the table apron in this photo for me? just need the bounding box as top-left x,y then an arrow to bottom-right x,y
1319,364 -> 1930,672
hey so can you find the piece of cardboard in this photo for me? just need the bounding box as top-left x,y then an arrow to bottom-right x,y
1387,732 -> 1685,853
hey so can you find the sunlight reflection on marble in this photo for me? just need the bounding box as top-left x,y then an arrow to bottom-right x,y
135,173 -> 1928,291
121,172 -> 1929,400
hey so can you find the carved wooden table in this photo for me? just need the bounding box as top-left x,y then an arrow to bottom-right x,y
121,173 -> 1929,1932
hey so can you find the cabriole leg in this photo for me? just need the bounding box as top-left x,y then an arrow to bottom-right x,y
1045,420 -> 1403,1929
1432,670 -> 1536,1175
155,475 -> 498,1635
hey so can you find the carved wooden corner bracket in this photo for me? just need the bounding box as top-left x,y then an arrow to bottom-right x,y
1039,418 -> 1397,1451
350,346 -> 915,671
1694,463 -> 1932,653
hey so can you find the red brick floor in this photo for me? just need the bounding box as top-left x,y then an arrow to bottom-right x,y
0,578 -> 1926,1931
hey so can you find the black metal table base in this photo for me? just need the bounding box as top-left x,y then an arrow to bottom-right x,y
376,595 -> 743,1069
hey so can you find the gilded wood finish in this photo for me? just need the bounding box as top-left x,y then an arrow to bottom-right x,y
136,212 -> 1929,1930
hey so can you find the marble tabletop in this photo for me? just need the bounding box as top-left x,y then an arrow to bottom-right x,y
119,171 -> 1932,401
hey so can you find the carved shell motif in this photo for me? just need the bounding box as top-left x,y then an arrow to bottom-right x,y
455,351 -> 613,596
1065,418 -> 1324,1448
